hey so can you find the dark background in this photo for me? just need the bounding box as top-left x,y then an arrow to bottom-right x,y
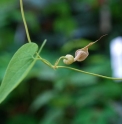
0,0 -> 122,124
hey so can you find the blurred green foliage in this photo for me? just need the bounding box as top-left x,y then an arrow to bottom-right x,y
0,0 -> 122,124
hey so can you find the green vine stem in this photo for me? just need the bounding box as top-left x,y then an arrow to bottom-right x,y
20,0 -> 31,43
37,57 -> 53,68
57,66 -> 122,80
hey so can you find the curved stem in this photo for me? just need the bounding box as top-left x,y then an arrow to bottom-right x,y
57,66 -> 122,80
54,56 -> 66,68
20,0 -> 31,43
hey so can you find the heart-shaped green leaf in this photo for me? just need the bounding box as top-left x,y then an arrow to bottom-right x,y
0,43 -> 38,103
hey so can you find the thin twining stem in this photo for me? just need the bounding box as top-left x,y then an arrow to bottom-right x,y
20,0 -> 31,43
54,56 -> 67,68
57,66 -> 122,80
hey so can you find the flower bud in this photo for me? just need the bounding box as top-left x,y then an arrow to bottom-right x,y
63,54 -> 74,65
74,48 -> 89,62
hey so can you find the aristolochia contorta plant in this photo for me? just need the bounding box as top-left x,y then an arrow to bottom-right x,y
0,0 -> 122,104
